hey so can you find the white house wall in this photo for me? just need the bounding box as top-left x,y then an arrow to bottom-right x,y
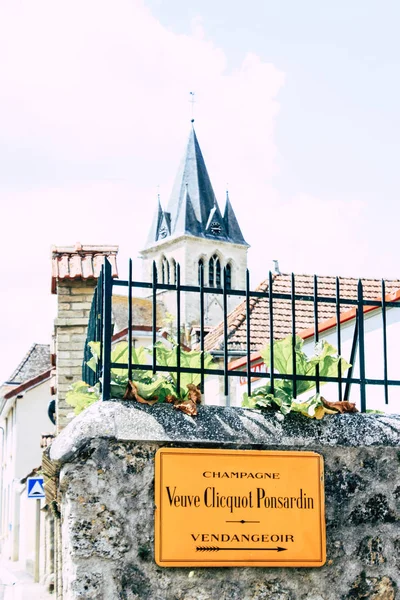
214,306 -> 400,414
19,487 -> 46,578
1,378 -> 52,561
13,381 -> 52,479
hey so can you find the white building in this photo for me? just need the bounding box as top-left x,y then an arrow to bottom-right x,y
203,273 -> 400,413
0,344 -> 54,577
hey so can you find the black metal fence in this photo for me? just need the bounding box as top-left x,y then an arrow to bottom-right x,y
82,258 -> 400,412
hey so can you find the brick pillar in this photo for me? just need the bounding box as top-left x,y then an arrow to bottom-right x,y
54,280 -> 97,431
51,244 -> 118,433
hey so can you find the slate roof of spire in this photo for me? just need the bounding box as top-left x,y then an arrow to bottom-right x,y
223,191 -> 247,246
146,127 -> 248,247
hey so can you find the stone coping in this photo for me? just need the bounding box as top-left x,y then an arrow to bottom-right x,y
49,401 -> 400,465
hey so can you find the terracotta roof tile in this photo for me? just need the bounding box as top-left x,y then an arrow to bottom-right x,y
82,255 -> 94,279
51,243 -> 118,293
204,273 -> 400,353
112,295 -> 167,332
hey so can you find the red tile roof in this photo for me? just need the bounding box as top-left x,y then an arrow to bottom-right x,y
51,243 -> 118,293
204,273 -> 400,353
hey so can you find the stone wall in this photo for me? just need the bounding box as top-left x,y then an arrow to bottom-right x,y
54,280 -> 96,432
48,403 -> 400,600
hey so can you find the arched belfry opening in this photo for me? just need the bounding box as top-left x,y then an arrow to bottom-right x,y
209,254 -> 221,288
171,258 -> 177,284
161,256 -> 170,284
226,262 -> 232,289
198,258 -> 204,285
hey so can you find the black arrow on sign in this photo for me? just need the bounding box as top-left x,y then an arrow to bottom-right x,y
196,546 -> 287,553
226,520 -> 260,524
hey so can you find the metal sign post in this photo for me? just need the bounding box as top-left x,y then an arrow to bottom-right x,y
27,477 -> 45,583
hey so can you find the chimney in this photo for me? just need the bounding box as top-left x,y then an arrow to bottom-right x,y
51,243 -> 118,432
272,260 -> 280,275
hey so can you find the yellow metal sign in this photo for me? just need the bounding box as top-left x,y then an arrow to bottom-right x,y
155,448 -> 325,567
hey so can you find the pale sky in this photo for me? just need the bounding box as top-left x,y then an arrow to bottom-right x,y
1,0 -> 400,383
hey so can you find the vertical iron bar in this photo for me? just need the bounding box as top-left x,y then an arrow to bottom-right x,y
176,263 -> 181,398
313,275 -> 320,394
344,313 -> 358,401
291,273 -> 297,399
94,280 -> 100,383
102,258 -> 112,401
382,279 -> 389,404
336,277 -> 343,401
223,267 -> 229,404
98,268 -> 104,385
199,263 -> 205,394
269,271 -> 275,395
358,280 -> 367,412
152,261 -> 157,375
128,259 -> 133,381
245,269 -> 251,399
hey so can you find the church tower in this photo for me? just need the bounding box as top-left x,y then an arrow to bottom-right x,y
140,126 -> 249,327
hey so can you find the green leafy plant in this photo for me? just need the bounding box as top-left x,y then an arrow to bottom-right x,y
153,341 -> 216,400
66,340 -> 216,415
88,341 -> 156,398
242,335 -> 351,419
66,381 -> 101,415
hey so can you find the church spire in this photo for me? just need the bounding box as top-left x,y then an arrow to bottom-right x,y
146,194 -> 164,246
223,190 -> 248,246
146,127 -> 247,246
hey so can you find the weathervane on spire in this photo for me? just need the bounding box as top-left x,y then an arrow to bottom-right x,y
189,91 -> 196,123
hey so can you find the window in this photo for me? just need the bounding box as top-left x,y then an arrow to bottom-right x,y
226,263 -> 232,289
209,254 -> 221,287
161,257 -> 170,284
216,258 -> 221,287
198,259 -> 204,285
171,258 -> 177,284
208,257 -> 214,287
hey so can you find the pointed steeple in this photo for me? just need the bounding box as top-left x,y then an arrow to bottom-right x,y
223,191 -> 248,246
167,126 -> 219,234
146,195 -> 164,246
173,184 -> 202,237
146,195 -> 172,245
146,127 -> 247,247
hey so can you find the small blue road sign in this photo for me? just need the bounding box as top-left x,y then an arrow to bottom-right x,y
27,477 -> 45,499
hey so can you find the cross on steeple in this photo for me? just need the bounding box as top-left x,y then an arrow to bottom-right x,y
189,91 -> 196,123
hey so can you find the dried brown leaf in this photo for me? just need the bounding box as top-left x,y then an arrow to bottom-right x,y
165,394 -> 181,405
313,405 -> 337,420
174,400 -> 198,416
321,397 -> 358,414
123,381 -> 158,405
123,380 -> 136,400
187,384 -> 202,404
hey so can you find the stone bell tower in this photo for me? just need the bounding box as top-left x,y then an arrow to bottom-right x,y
140,126 -> 249,328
